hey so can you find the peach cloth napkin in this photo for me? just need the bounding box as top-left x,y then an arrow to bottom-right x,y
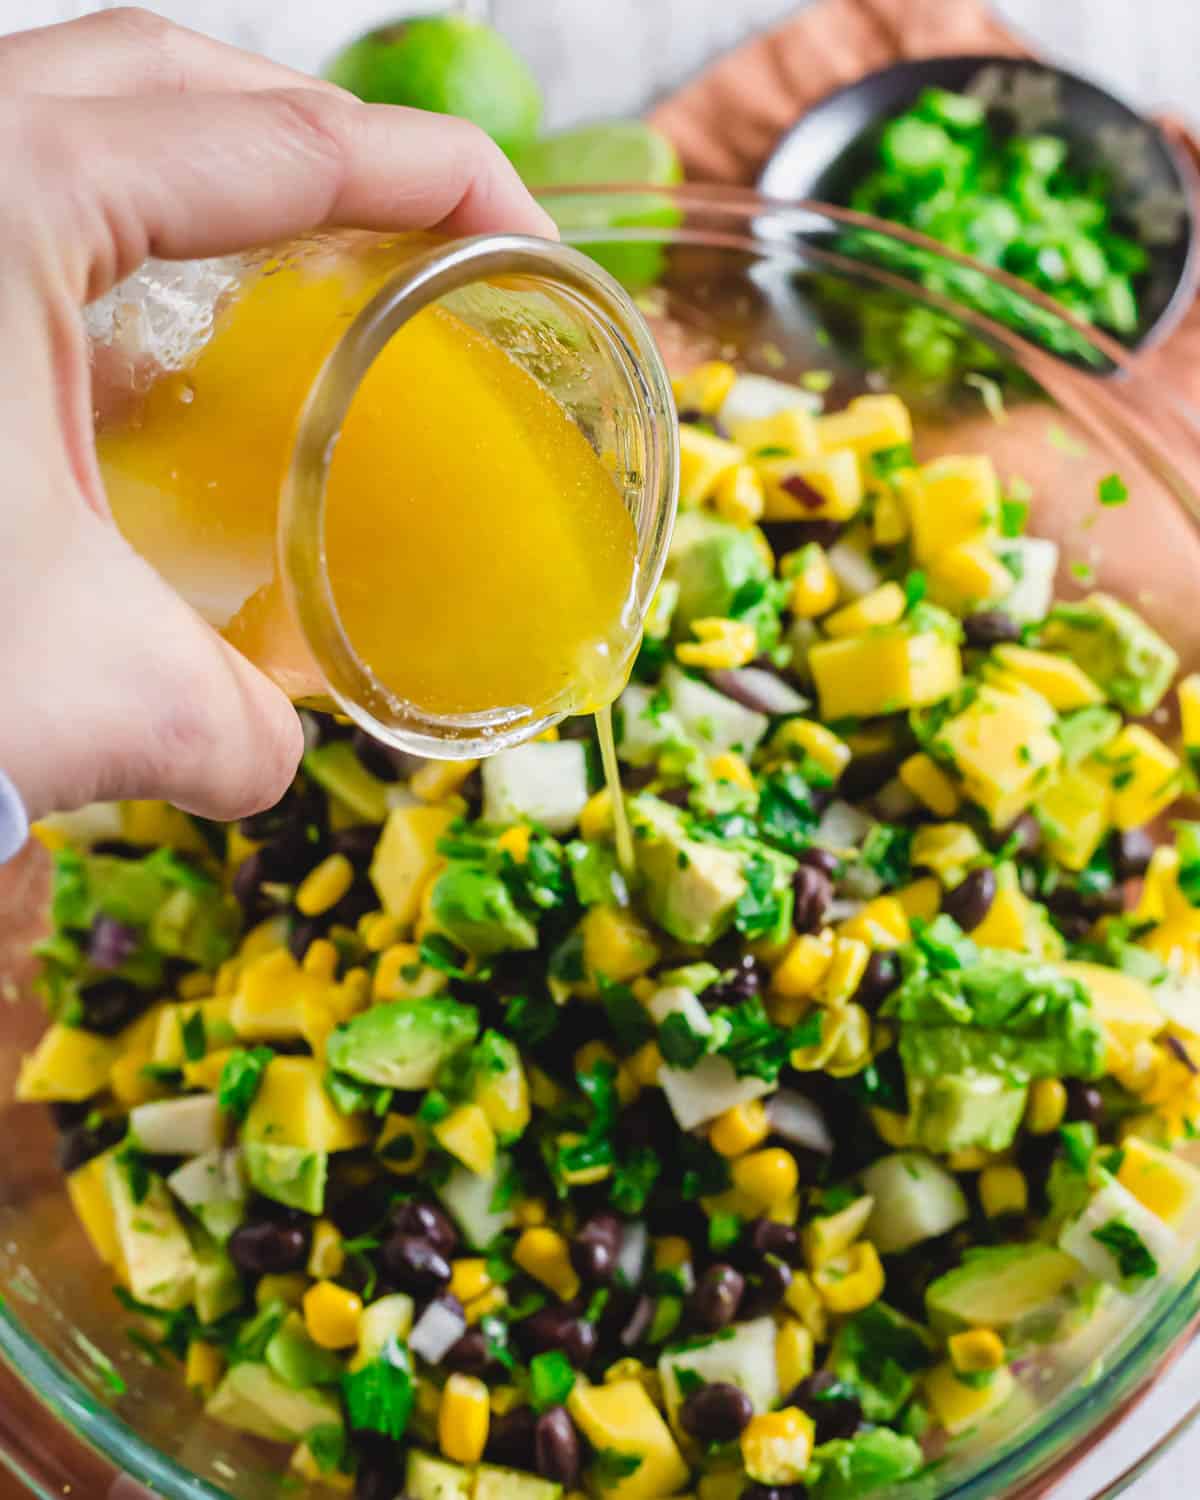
647,0 -> 1200,401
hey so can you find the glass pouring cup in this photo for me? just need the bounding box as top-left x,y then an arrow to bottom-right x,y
87,229 -> 679,758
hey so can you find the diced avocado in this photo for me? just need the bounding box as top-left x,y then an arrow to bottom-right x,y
861,1153 -> 969,1254
326,998 -> 478,1090
1057,961 -> 1165,1052
1042,592 -> 1178,715
266,1310 -> 344,1388
105,1154 -> 196,1311
926,1243 -> 1087,1337
166,1148 -> 247,1244
482,742 -> 589,835
244,1055 -> 370,1153
828,1303 -> 934,1422
429,863 -> 538,957
205,1360 -> 342,1444
302,741 -> 390,824
191,1228 -> 243,1324
474,1467 -> 563,1500
370,803 -> 456,927
667,512 -> 771,637
15,1024 -> 117,1102
1036,758 -> 1113,872
568,1378 -> 689,1500
1058,1173 -> 1179,1290
908,1072 -> 1028,1154
150,885 -> 241,970
805,1427 -> 923,1500
243,1141 -> 328,1215
129,1095 -> 226,1157
663,665 -> 769,759
405,1451 -> 473,1500
658,1317 -> 779,1425
437,1154 -> 517,1249
629,794 -> 746,945
468,1031 -> 531,1142
616,682 -> 686,766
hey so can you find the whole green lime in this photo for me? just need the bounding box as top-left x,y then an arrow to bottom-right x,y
325,16 -> 542,158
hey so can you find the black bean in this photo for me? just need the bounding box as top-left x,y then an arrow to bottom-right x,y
331,824 -> 383,866
1002,811 -> 1042,858
1113,828 -> 1156,881
239,784 -> 318,843
258,823 -> 322,883
571,1212 -> 623,1285
617,1090 -> 678,1153
745,1218 -> 803,1266
534,1406 -> 581,1489
443,1326 -> 506,1381
232,851 -> 269,920
352,728 -> 406,783
680,1381 -> 754,1442
618,1293 -> 655,1350
487,1406 -> 538,1469
78,977 -> 146,1036
1053,911 -> 1093,944
87,916 -> 139,972
789,1370 -> 863,1443
1017,1131 -> 1063,1214
48,1100 -> 91,1131
288,918 -> 323,961
962,610 -> 1021,647
657,785 -> 691,809
691,1264 -> 744,1332
57,1115 -> 125,1174
702,955 -> 767,1010
516,1304 -> 598,1367
798,847 -> 840,879
327,875 -> 382,930
91,839 -> 151,859
941,866 -> 996,931
228,1219 -> 310,1276
558,717 -> 596,742
792,866 -> 833,935
389,1200 -> 459,1257
761,519 -> 844,553
1064,1080 -> 1104,1127
852,950 -> 900,1014
353,1438 -> 407,1500
379,1234 -> 451,1297
740,1257 -> 793,1319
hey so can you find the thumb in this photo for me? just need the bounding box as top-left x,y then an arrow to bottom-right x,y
0,510 -> 303,824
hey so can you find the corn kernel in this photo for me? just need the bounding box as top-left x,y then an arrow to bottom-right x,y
949,1328 -> 1007,1375
341,967 -> 371,1015
439,1373 -> 490,1464
783,1270 -> 828,1342
1180,674 -> 1200,749
496,825 -> 532,863
813,1242 -> 885,1313
802,1195 -> 874,1271
654,1236 -> 693,1272
772,929 -> 835,1000
946,1147 -> 992,1172
360,913 -> 402,953
816,937 -> 870,1007
307,1220 -> 345,1280
301,939 -> 339,981
710,1100 -> 771,1158
740,1408 -> 815,1485
731,1148 -> 800,1210
709,751 -> 756,791
899,752 -> 960,817
677,616 -> 759,671
373,942 -> 435,1002
490,1385 -> 523,1415
673,360 -> 738,416
628,1041 -> 664,1089
177,970 -> 215,1001
295,854 -> 355,918
978,1165 -> 1028,1220
579,789 -> 614,842
872,488 -> 908,545
772,719 -> 852,780
784,545 -> 839,618
870,1108 -> 912,1149
433,1103 -> 496,1176
464,1286 -> 508,1324
575,1040 -> 620,1077
215,958 -> 241,996
411,759 -> 480,804
256,1273 -> 308,1308
514,1227 -> 581,1301
713,462 -> 766,528
925,1361 -> 1014,1436
557,1131 -> 613,1185
582,904 -> 660,984
376,1114 -> 427,1176
775,1320 -> 815,1393
823,582 -> 907,639
1025,1078 -> 1068,1135
303,1281 -> 363,1350
185,1340 -> 224,1397
911,823 -> 985,885
449,1258 -> 493,1306
513,1197 -> 548,1229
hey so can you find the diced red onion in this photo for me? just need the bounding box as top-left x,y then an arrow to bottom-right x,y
827,542 -> 882,600
409,1297 -> 467,1364
827,898 -> 865,924
766,1090 -> 834,1155
616,1221 -> 648,1288
706,668 -> 809,717
87,916 -> 139,971
814,799 -> 875,851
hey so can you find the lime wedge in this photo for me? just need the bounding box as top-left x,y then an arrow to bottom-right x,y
513,122 -> 683,291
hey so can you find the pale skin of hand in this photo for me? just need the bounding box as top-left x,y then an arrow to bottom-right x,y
0,7 -> 557,828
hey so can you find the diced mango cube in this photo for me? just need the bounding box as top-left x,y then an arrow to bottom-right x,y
822,582 -> 906,638
1058,961 -> 1165,1051
911,824 -> 984,885
673,361 -> 737,416
568,1380 -> 689,1500
433,1104 -> 497,1177
229,950 -> 334,1043
810,628 -> 961,721
732,407 -> 819,459
1097,725 -> 1182,831
67,1149 -> 121,1266
893,877 -> 942,921
899,752 -> 960,817
926,538 -> 1013,613
245,1056 -> 370,1153
816,394 -> 912,456
582,905 -> 660,984
938,685 -> 1061,827
16,1024 -> 117,1102
1179,674 -> 1200,750
370,805 -> 456,928
990,645 -> 1103,711
1116,1137 -> 1200,1229
678,426 -> 745,508
1036,761 -> 1112,871
903,454 -> 999,564
758,449 -> 863,522
925,1362 -> 1014,1436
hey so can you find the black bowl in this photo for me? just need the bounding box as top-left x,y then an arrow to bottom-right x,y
758,55 -> 1198,351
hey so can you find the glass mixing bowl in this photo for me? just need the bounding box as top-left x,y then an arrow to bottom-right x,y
4,189 -> 1200,1500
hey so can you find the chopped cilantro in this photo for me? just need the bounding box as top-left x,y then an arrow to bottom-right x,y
610,1148 -> 661,1216
179,1009 -> 207,1063
757,769 -> 821,854
529,1350 -> 576,1411
341,1337 -> 415,1439
1059,1121 -> 1096,1172
903,571 -> 927,610
1091,1218 -> 1158,1283
734,853 -> 790,941
305,1424 -> 348,1475
679,1136 -> 732,1201
1000,494 -> 1030,538
708,1212 -> 742,1251
592,1450 -> 644,1488
658,1011 -> 710,1069
1097,473 -> 1129,507
602,980 -> 655,1054
216,1047 -> 274,1121
870,444 -> 915,478
861,824 -> 913,887
116,1144 -> 152,1205
418,933 -> 476,979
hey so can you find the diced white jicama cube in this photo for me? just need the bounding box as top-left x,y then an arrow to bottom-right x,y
659,1054 -> 771,1131
617,682 -> 685,766
482,742 -> 588,834
718,374 -> 820,431
994,537 -> 1059,625
659,1317 -> 780,1422
664,665 -> 768,758
1059,1174 -> 1180,1289
130,1095 -> 226,1157
862,1152 -> 969,1255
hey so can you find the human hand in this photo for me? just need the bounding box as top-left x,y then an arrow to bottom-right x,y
0,7 -> 555,837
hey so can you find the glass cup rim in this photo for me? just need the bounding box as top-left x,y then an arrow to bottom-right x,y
279,230 -> 679,758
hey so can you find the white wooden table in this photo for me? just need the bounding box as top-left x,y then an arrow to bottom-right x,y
3,2 -> 1200,1495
